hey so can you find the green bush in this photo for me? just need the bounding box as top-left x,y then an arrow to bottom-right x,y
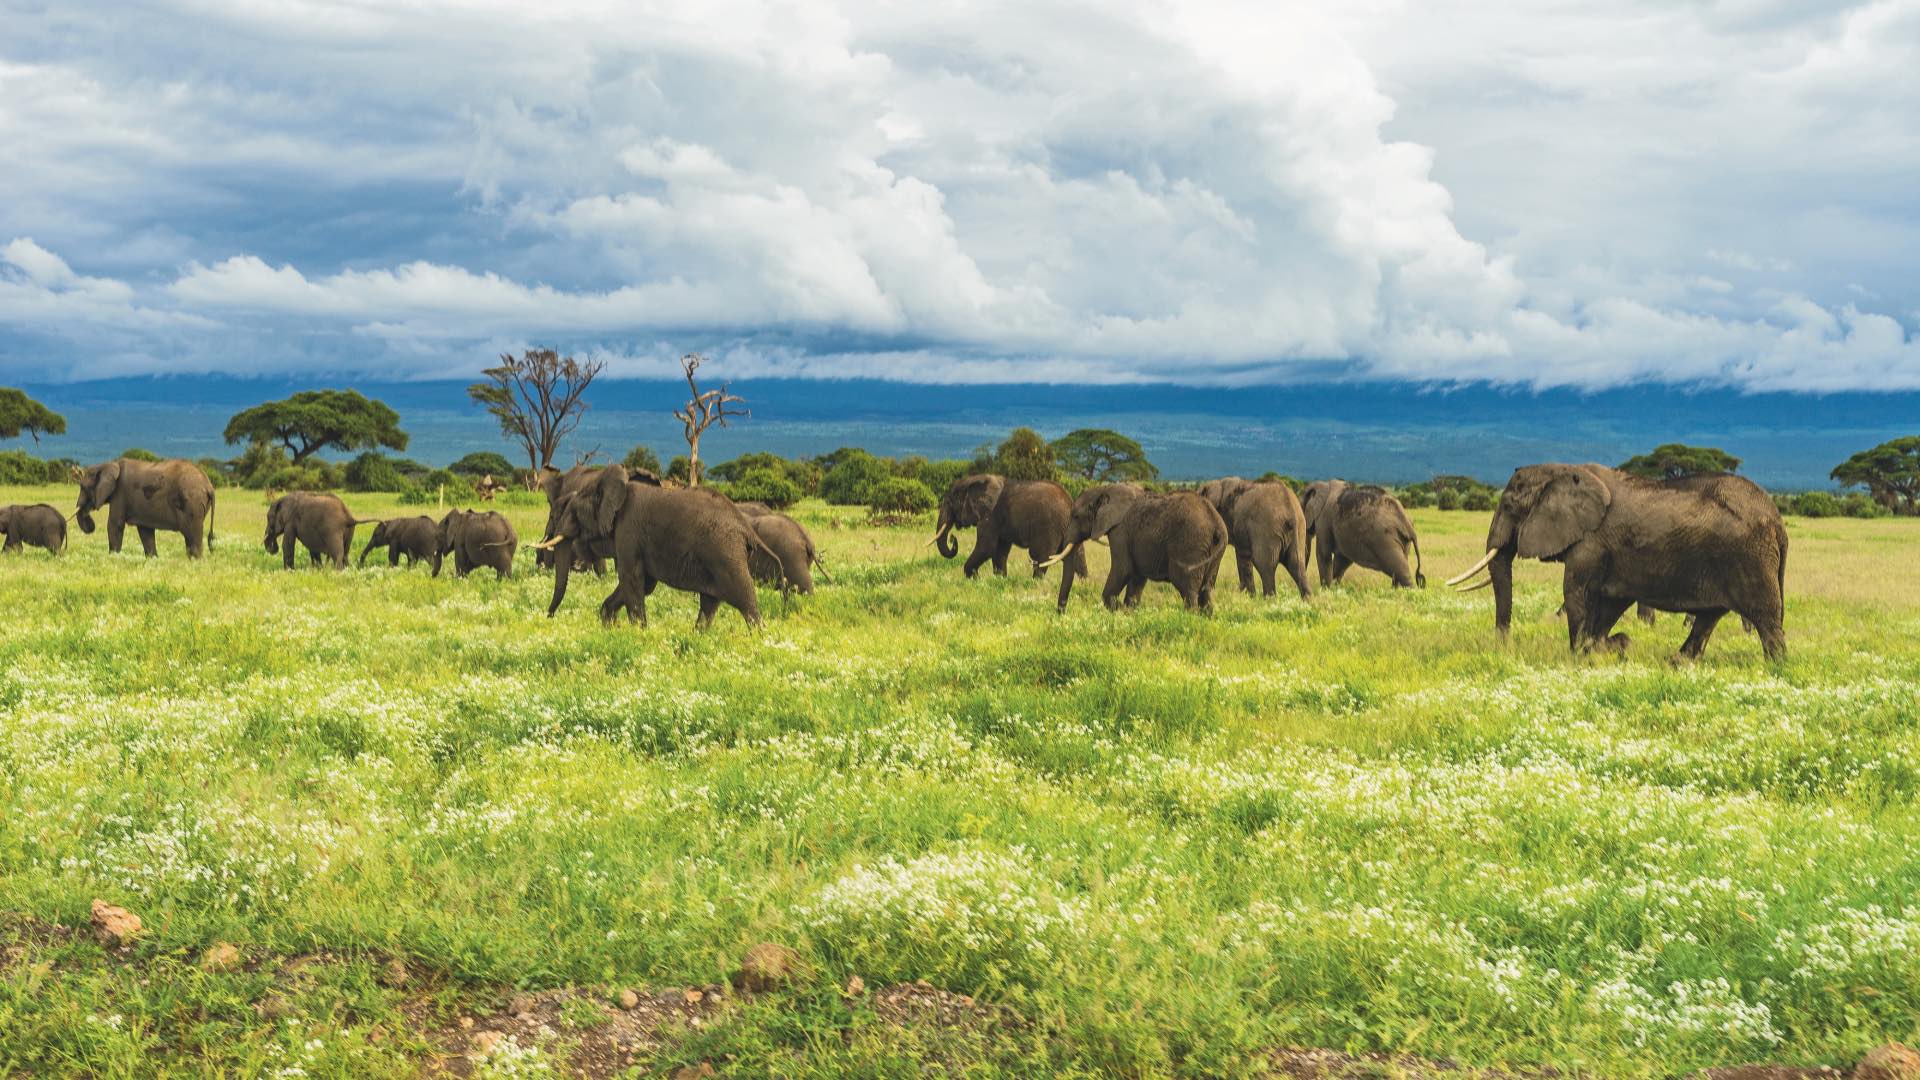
120,447 -> 162,462
1436,488 -> 1461,511
1400,488 -> 1436,509
448,451 -> 517,477
345,452 -> 410,492
918,459 -> 974,499
821,451 -> 892,505
1840,492 -> 1891,518
1462,489 -> 1495,512
866,476 -> 936,520
730,468 -> 802,510
666,456 -> 702,485
622,446 -> 662,475
1790,491 -> 1841,518
0,450 -> 52,485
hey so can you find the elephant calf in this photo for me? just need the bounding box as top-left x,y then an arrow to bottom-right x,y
435,509 -> 518,579
1301,480 -> 1425,589
1046,484 -> 1227,612
359,515 -> 438,568
266,492 -> 379,569
748,513 -> 825,595
0,503 -> 67,555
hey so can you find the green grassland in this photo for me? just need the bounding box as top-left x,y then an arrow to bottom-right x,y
1,483 -> 1917,1078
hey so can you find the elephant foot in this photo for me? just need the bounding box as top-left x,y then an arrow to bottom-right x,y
1668,651 -> 1698,668
1605,633 -> 1632,655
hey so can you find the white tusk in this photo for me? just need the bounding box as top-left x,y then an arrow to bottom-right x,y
1444,548 -> 1498,587
1035,550 -> 1069,568
1454,576 -> 1492,593
531,535 -> 566,551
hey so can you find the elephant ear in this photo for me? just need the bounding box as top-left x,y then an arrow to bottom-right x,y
1087,488 -> 1137,542
594,465 -> 631,537
1218,480 -> 1253,520
1516,467 -> 1612,559
94,461 -> 122,504
963,476 -> 1003,525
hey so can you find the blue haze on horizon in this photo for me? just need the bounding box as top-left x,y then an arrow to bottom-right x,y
9,376 -> 1914,491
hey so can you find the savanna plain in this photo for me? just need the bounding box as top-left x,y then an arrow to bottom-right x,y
1,484 -> 1917,1079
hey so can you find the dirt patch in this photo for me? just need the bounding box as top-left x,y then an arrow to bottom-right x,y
423,982 -> 731,1078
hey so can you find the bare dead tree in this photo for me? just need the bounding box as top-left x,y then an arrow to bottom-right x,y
467,349 -> 607,487
672,353 -> 748,488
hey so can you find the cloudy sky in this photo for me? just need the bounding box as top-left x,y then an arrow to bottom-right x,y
2,0 -> 1917,389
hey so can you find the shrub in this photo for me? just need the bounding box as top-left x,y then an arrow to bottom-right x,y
866,476 -> 935,521
730,468 -> 802,510
1400,488 -> 1436,509
994,427 -> 1056,481
621,445 -> 662,475
1840,491 -> 1891,518
448,451 -> 517,477
120,447 -> 161,462
194,458 -> 233,488
345,452 -> 410,492
821,451 -> 892,505
0,450 -> 49,485
1462,489 -> 1495,512
1790,491 -> 1841,518
918,459 -> 975,499
665,456 -> 702,485
1436,488 -> 1461,511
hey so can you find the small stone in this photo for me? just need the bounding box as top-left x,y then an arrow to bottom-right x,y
471,1030 -> 501,1056
683,988 -> 704,1004
1857,1045 -> 1920,1080
843,974 -> 865,997
201,942 -> 241,971
618,989 -> 640,1010
509,993 -> 536,1016
732,942 -> 803,993
89,900 -> 141,947
458,1016 -> 474,1029
378,959 -> 409,988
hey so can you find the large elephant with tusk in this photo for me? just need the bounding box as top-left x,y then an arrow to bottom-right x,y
1045,484 -> 1227,612
1448,463 -> 1787,662
928,473 -> 1086,582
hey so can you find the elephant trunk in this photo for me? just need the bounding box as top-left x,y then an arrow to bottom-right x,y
547,538 -> 574,616
75,508 -> 96,534
1490,549 -> 1516,640
932,514 -> 958,559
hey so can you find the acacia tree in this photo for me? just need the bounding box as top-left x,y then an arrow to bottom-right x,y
223,389 -> 407,464
468,349 -> 607,483
1617,443 -> 1741,479
0,388 -> 66,445
1051,428 -> 1157,482
1832,436 -> 1920,515
672,353 -> 747,488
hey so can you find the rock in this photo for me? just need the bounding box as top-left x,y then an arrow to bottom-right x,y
683,988 -> 704,1004
378,959 -> 409,988
458,1016 -> 475,1029
89,900 -> 141,947
733,942 -> 803,993
201,942 -> 241,971
618,988 -> 640,1010
1857,1045 -> 1920,1080
671,1064 -> 716,1080
509,993 -> 536,1016
844,973 -> 865,997
471,1030 -> 502,1056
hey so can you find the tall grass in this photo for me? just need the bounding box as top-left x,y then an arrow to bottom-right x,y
1,483 -> 1916,1077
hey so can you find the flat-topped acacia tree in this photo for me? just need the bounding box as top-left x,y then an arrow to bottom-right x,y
0,388 -> 66,445
222,389 -> 407,465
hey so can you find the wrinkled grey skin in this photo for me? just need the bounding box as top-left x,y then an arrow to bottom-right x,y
74,458 -> 216,558
0,503 -> 66,555
1300,480 -> 1425,589
931,473 -> 1086,581
265,492 -> 378,569
1461,463 -> 1787,661
1196,477 -> 1313,600
537,465 -> 609,574
434,509 -> 518,579
733,500 -> 775,519
748,513 -> 824,595
544,464 -> 773,629
1054,484 -> 1227,612
359,515 -> 439,568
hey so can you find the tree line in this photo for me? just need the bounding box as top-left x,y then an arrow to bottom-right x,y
4,362 -> 1918,520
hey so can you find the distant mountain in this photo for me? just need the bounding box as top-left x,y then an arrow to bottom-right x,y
12,376 -> 1916,489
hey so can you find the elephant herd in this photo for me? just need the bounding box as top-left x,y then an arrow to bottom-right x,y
5,455 -> 1790,661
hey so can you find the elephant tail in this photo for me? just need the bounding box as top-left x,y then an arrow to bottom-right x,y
1410,530 -> 1426,588
746,529 -> 789,596
206,487 -> 216,550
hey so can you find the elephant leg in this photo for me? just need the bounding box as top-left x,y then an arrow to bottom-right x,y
184,520 -> 206,559
1256,556 -> 1278,599
390,548 -> 401,567
1636,602 -> 1658,626
1590,596 -> 1635,654
1100,564 -> 1129,610
1056,552 -> 1078,612
107,511 -> 126,554
1234,550 -> 1255,595
137,526 -> 158,558
695,592 -> 729,630
1313,537 -> 1332,586
992,541 -> 1011,577
962,534 -> 992,579
1283,548 -> 1313,600
1123,578 -> 1146,607
1330,553 -> 1352,583
283,536 -> 298,570
1675,609 -> 1727,662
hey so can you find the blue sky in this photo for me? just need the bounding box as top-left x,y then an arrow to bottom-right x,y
2,0 -> 1917,390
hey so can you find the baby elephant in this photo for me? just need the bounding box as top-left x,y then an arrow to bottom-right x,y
1045,484 -> 1227,612
748,513 -> 825,595
0,503 -> 67,555
435,509 -> 518,579
359,515 -> 439,568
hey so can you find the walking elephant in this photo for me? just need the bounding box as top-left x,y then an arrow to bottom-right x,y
0,503 -> 66,554
537,465 -> 611,573
749,513 -> 825,595
1044,484 -> 1227,612
1197,477 -> 1313,600
265,492 -> 379,569
359,515 -> 439,568
929,473 -> 1086,582
73,458 -> 216,558
1300,480 -> 1425,588
434,509 -> 518,579
534,464 -> 771,629
1447,464 -> 1787,662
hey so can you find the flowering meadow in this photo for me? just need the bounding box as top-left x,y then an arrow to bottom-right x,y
0,483 -> 1916,1077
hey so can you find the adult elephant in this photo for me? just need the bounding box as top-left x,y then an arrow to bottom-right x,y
749,513 -> 825,595
537,465 -> 609,573
1196,477 -> 1313,600
265,492 -> 379,569
535,464 -> 771,629
1447,464 -> 1787,662
1043,484 -> 1226,612
929,473 -> 1086,581
73,458 -> 216,558
1300,480 -> 1425,589
359,515 -> 438,568
0,503 -> 66,554
434,509 -> 518,579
